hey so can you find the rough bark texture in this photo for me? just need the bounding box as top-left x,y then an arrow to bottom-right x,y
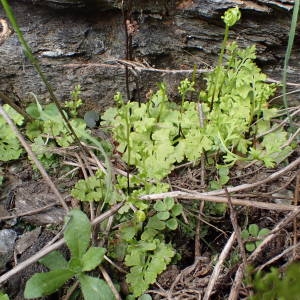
0,0 -> 299,111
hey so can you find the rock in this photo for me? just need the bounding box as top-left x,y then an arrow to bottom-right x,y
14,182 -> 66,225
0,0 -> 299,110
0,229 -> 17,271
15,227 -> 42,255
6,230 -> 67,300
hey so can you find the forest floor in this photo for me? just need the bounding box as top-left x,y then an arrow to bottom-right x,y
0,141 -> 299,299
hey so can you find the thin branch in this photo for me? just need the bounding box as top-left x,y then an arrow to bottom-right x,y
203,232 -> 236,300
0,202 -> 58,221
99,265 -> 121,300
228,263 -> 245,300
226,188 -> 247,266
0,104 -> 69,211
140,157 -> 300,200
0,202 -> 124,285
140,191 -> 296,211
258,241 -> 300,272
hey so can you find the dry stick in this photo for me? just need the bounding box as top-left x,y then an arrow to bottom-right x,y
99,265 -> 121,300
140,157 -> 300,199
293,172 -> 300,259
258,241 -> 300,272
283,127 -> 300,148
226,188 -> 247,266
194,103 -> 206,258
225,189 -> 247,300
228,264 -> 245,300
62,281 -> 80,300
256,107 -> 300,139
248,205 -> 300,265
104,255 -> 126,274
80,152 -> 96,221
0,202 -> 58,221
141,192 -> 296,211
0,104 -> 69,212
0,91 -> 33,121
0,201 -> 124,285
203,232 -> 236,300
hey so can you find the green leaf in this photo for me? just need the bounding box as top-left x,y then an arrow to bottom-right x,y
139,294 -> 152,300
64,209 -> 91,259
153,200 -> 167,212
248,224 -> 259,237
156,211 -> 170,221
26,103 -> 40,118
166,218 -> 178,230
241,229 -> 249,239
245,242 -> 256,252
79,274 -> 115,300
146,215 -> 166,230
24,269 -> 74,298
68,257 -> 83,273
171,204 -> 183,217
258,228 -> 270,238
81,247 -> 106,272
141,228 -> 158,241
39,251 -> 68,270
120,225 -> 139,241
164,197 -> 174,210
0,293 -> 9,300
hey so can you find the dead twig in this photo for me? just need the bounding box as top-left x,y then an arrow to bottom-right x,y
226,188 -> 247,266
225,188 -> 247,300
0,202 -> 124,285
99,265 -> 122,300
0,202 -> 58,221
257,241 -> 300,272
140,191 -> 297,211
0,104 -> 69,211
140,157 -> 300,201
228,263 -> 245,300
203,232 -> 236,300
293,172 -> 300,259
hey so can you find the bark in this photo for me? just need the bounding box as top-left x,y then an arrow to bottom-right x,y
0,0 -> 299,111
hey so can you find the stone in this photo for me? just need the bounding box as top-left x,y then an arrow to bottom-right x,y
0,229 -> 17,271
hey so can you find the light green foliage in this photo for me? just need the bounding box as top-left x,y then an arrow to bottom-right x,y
103,42 -> 291,182
71,170 -> 120,205
222,6 -> 241,27
24,209 -> 114,299
25,97 -> 88,169
0,293 -> 9,300
241,224 -> 270,252
125,239 -> 175,297
64,85 -> 83,117
0,104 -> 24,161
248,263 -> 300,300
26,101 -> 87,147
71,170 -> 107,202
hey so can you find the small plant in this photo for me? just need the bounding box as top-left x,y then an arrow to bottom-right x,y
24,209 -> 114,300
0,292 -> 9,300
64,85 -> 83,117
0,104 -> 24,161
241,224 -> 270,252
247,263 -> 300,300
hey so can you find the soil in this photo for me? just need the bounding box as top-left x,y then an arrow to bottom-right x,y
0,144 -> 299,299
